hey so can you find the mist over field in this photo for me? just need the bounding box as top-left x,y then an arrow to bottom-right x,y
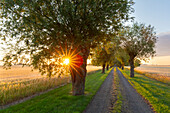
156,32 -> 170,56
136,64 -> 170,76
143,32 -> 170,65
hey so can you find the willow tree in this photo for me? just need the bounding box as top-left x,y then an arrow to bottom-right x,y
116,48 -> 129,70
91,45 -> 115,73
0,0 -> 133,95
120,22 -> 157,77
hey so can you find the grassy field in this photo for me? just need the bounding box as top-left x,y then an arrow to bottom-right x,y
0,68 -> 112,113
135,65 -> 170,76
0,65 -> 102,81
0,65 -> 102,106
134,69 -> 170,85
126,65 -> 170,84
120,68 -> 170,113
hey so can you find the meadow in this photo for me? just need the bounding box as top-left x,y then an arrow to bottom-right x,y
135,65 -> 170,84
0,65 -> 102,106
135,65 -> 170,76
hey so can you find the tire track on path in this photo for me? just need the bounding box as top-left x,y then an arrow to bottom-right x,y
117,68 -> 154,113
83,69 -> 114,113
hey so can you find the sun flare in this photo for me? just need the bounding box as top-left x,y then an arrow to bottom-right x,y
55,44 -> 84,76
63,58 -> 70,65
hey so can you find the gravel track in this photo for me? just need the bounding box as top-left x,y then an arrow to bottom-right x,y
117,68 -> 154,113
83,69 -> 114,113
83,68 -> 154,113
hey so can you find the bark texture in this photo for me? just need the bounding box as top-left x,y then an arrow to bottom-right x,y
70,65 -> 86,95
70,47 -> 90,95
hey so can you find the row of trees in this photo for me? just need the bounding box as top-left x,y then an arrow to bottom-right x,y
91,22 -> 157,77
0,0 -> 157,96
92,22 -> 157,77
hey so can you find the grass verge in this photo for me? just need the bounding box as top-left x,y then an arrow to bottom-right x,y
111,68 -> 122,113
0,68 -> 112,113
119,68 -> 170,113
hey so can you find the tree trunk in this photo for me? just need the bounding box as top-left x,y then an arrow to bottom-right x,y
106,64 -> 109,70
121,66 -> 124,70
102,63 -> 106,73
129,56 -> 135,77
70,47 -> 90,95
70,65 -> 86,95
121,63 -> 124,70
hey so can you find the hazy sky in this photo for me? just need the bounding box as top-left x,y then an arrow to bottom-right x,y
132,0 -> 170,65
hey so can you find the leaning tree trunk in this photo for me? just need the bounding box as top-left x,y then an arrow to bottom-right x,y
106,64 -> 109,70
102,63 -> 106,73
70,48 -> 90,95
129,56 -> 135,77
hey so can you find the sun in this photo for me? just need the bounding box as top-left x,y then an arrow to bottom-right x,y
63,58 -> 70,65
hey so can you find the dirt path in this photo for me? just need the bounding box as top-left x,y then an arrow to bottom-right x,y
117,68 -> 154,113
83,69 -> 114,113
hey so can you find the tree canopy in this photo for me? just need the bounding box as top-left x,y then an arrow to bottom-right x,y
120,22 -> 157,77
0,0 -> 134,95
1,0 -> 133,70
91,43 -> 115,73
115,47 -> 129,70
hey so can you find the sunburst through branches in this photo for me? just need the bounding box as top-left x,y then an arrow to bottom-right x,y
54,44 -> 84,78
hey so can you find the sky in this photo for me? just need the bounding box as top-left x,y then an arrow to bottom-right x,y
132,0 -> 170,33
132,0 -> 170,65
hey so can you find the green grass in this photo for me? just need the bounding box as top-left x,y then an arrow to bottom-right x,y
119,68 -> 170,113
112,68 -> 122,113
0,68 -> 113,113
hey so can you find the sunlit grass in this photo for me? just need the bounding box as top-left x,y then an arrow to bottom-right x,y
0,68 -> 112,113
0,76 -> 70,105
112,68 -> 122,113
0,65 -> 102,106
119,68 -> 170,113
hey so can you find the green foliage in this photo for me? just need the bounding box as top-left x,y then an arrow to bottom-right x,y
120,69 -> 170,113
115,48 -> 129,67
91,45 -> 114,66
134,58 -> 141,67
0,68 -> 112,113
120,22 -> 157,59
91,35 -> 122,67
0,0 -> 134,76
113,59 -> 122,67
118,22 -> 157,77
